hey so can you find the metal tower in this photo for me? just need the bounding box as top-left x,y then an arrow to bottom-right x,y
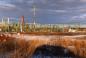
32,0 -> 36,24
33,5 -> 36,24
32,0 -> 36,31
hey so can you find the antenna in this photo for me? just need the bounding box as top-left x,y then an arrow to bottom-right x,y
33,5 -> 36,24
32,0 -> 36,32
32,0 -> 36,24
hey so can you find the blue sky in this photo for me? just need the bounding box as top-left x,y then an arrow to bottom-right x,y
0,0 -> 86,24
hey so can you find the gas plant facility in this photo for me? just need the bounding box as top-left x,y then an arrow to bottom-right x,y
0,3 -> 86,33
0,16 -> 86,33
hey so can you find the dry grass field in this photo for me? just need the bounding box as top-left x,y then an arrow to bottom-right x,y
0,32 -> 86,58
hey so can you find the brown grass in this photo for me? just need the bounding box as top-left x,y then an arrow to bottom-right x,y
0,33 -> 86,58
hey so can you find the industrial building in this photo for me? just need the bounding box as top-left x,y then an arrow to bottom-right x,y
0,16 -> 86,33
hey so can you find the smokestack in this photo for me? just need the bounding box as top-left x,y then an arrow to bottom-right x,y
8,17 -> 10,24
20,16 -> 24,32
21,16 -> 24,25
2,18 -> 3,24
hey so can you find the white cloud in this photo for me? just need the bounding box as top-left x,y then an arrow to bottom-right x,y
27,0 -> 34,4
0,1 -> 16,10
80,0 -> 86,2
64,0 -> 75,2
48,9 -> 67,13
17,0 -> 24,3
72,14 -> 86,20
80,14 -> 86,18
40,0 -> 47,4
79,8 -> 86,12
60,0 -> 75,3
29,8 -> 67,13
0,3 -> 15,8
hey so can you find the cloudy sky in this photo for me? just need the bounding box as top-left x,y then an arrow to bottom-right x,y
0,0 -> 86,24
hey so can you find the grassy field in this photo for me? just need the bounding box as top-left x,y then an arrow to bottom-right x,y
0,33 -> 86,58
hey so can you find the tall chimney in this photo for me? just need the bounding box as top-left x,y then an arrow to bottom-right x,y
20,16 -> 24,32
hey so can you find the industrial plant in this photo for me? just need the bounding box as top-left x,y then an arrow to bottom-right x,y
0,16 -> 86,33
0,16 -> 79,33
0,0 -> 86,58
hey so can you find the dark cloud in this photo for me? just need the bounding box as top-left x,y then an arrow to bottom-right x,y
0,0 -> 86,23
